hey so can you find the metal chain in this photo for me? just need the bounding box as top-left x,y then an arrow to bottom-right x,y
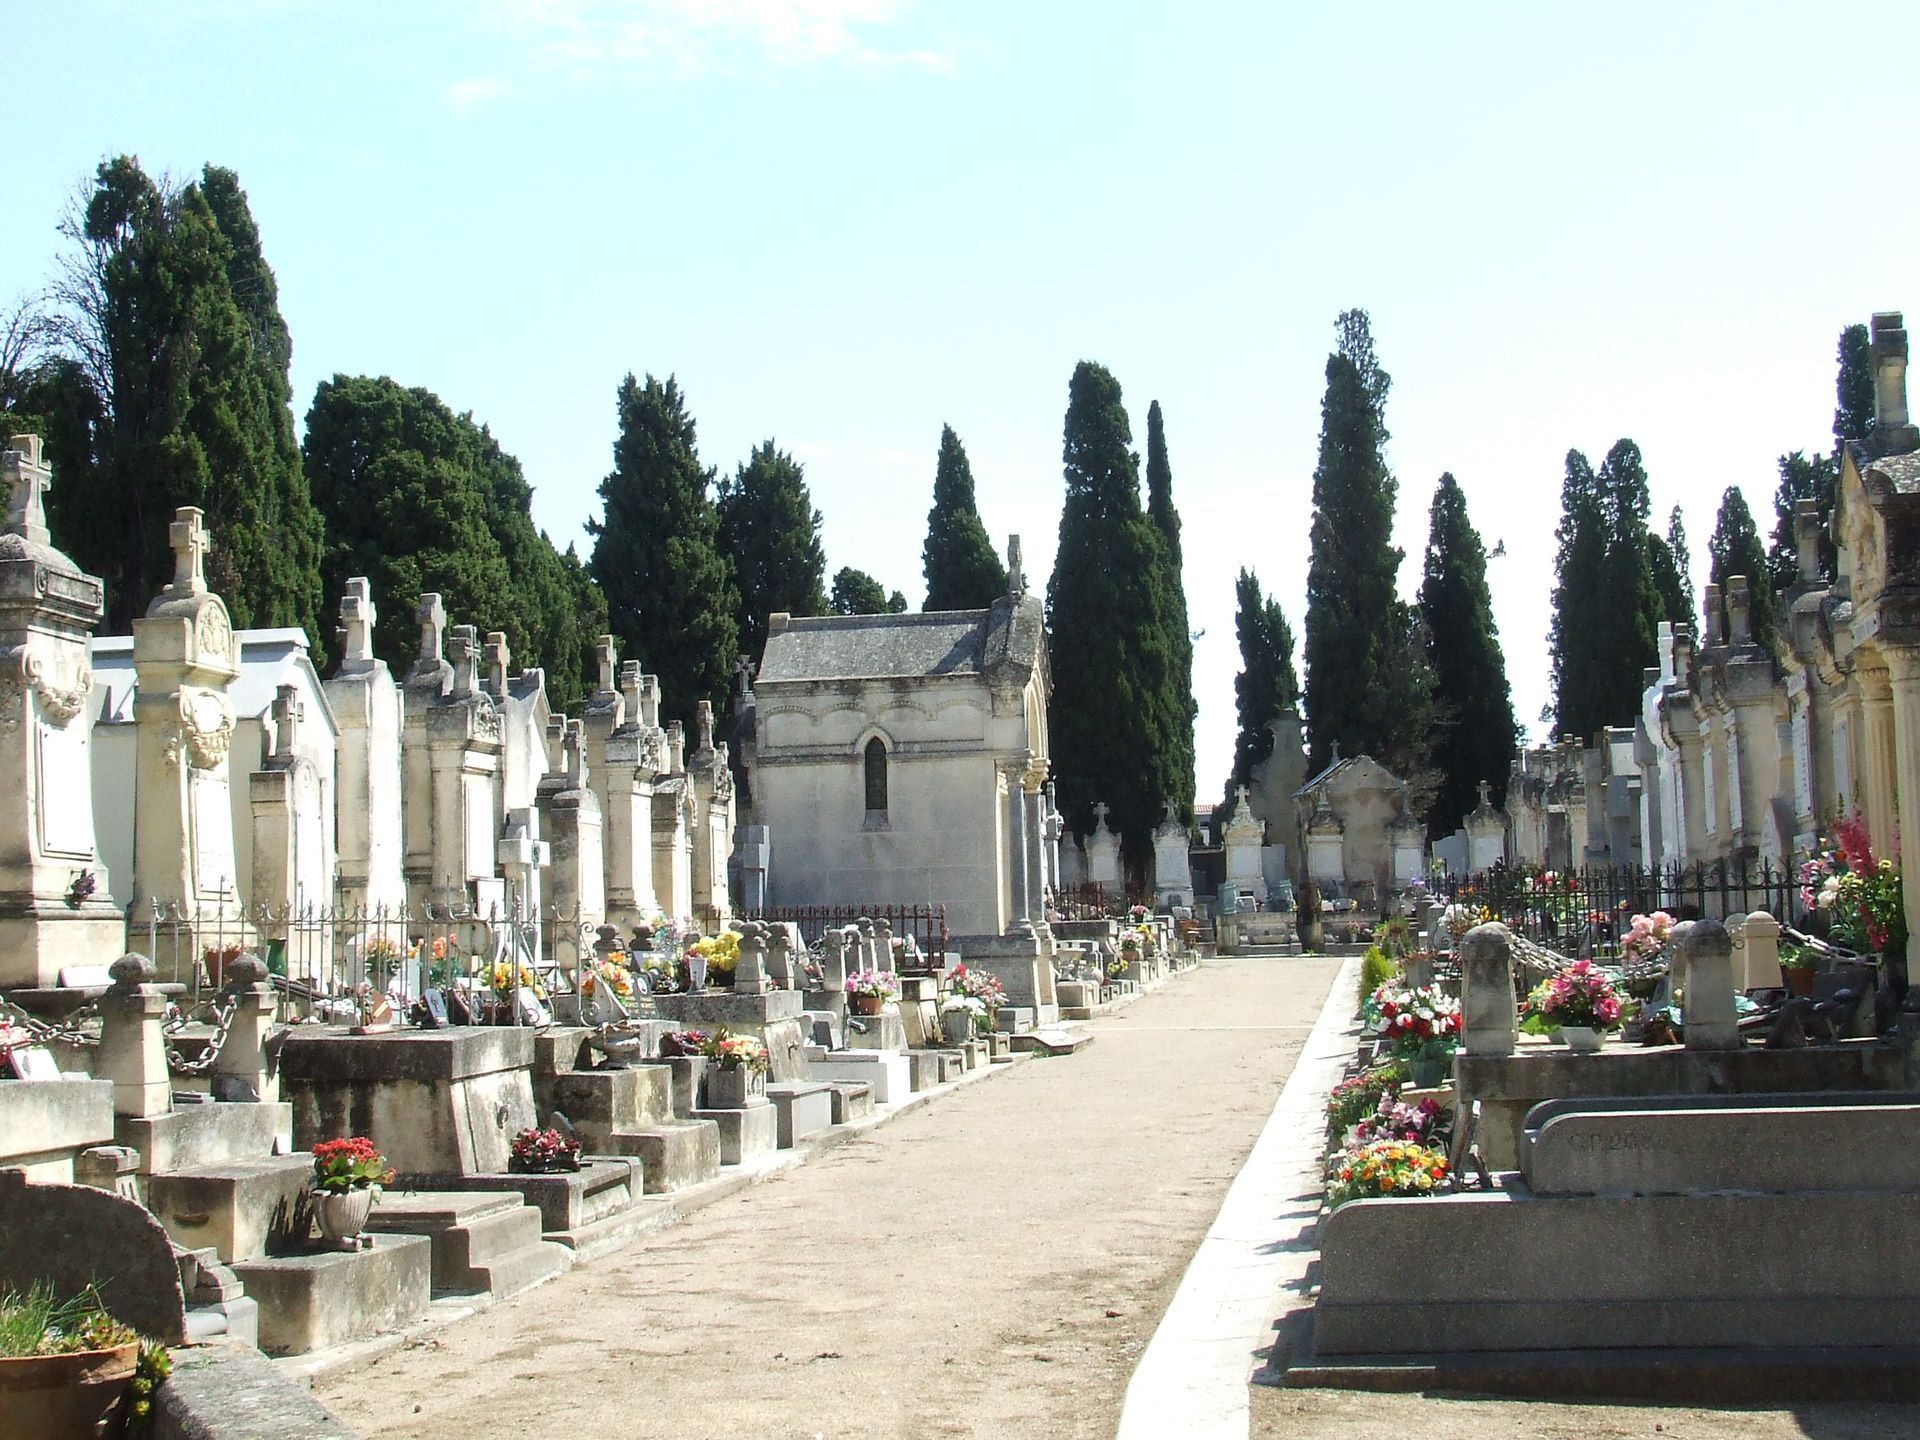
164,995 -> 238,1076
0,993 -> 102,1051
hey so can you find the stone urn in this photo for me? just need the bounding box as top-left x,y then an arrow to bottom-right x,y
1557,1026 -> 1606,1054
707,1065 -> 764,1109
314,1187 -> 378,1248
0,1342 -> 137,1440
941,1009 -> 975,1046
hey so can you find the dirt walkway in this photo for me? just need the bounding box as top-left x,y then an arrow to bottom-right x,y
317,955 -> 1343,1440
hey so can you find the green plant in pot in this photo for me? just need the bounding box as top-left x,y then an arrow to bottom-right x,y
0,1281 -> 166,1439
310,1137 -> 393,1250
1779,943 -> 1820,998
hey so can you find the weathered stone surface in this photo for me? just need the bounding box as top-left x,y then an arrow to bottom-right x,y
691,1102 -> 778,1165
1526,1100 -> 1920,1196
146,1155 -> 315,1263
1459,922 -> 1517,1057
362,1190 -> 570,1298
0,1170 -> 186,1344
156,1338 -> 361,1440
424,1157 -> 642,1240
765,1081 -> 833,1147
805,1048 -> 910,1104
233,1233 -> 431,1356
0,1077 -> 112,1181
118,1100 -> 290,1175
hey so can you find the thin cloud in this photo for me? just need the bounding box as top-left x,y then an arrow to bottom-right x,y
443,76 -> 513,112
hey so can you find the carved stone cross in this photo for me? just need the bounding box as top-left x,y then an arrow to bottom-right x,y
271,683 -> 303,758
169,507 -> 210,593
619,661 -> 644,717
447,625 -> 480,698
339,578 -> 377,663
2,434 -> 51,546
1007,533 -> 1025,594
417,593 -> 447,663
695,699 -> 715,752
484,631 -> 510,699
563,718 -> 587,788
596,635 -> 618,695
640,674 -> 661,729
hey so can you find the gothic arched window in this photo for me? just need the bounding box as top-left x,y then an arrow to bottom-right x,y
864,737 -> 889,813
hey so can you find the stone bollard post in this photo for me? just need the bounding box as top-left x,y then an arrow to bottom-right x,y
875,917 -> 896,973
1459,922 -> 1517,1057
95,954 -> 171,1120
74,1146 -> 142,1201
733,920 -> 772,994
1675,919 -> 1741,1050
212,954 -> 279,1104
1739,911 -> 1782,992
820,928 -> 848,992
766,925 -> 794,990
857,917 -> 878,972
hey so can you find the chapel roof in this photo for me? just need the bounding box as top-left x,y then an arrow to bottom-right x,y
757,598 -> 1044,685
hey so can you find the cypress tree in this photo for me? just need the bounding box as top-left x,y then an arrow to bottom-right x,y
303,375 -> 609,712
1835,322 -> 1873,448
1302,310 -> 1425,775
1046,361 -> 1184,867
1225,567 -> 1298,799
831,566 -> 905,614
1664,505 -> 1697,632
716,440 -> 827,662
921,425 -> 1005,609
1549,450 -> 1611,739
1647,515 -> 1692,631
1144,400 -> 1196,820
1769,450 -> 1837,588
1418,474 -> 1515,839
588,374 -> 738,727
1707,485 -> 1774,643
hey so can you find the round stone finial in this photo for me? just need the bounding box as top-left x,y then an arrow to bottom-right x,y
109,953 -> 155,987
223,953 -> 269,988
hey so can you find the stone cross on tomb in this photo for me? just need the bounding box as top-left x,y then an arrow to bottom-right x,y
1007,534 -> 1026,595
417,593 -> 447,665
1093,800 -> 1110,831
695,699 -> 715,753
1476,779 -> 1493,810
3,434 -> 52,546
271,684 -> 303,759
447,625 -> 480,698
338,578 -> 377,663
169,507 -> 211,593
619,661 -> 644,720
640,674 -> 661,729
596,635 -> 618,696
562,719 -> 588,788
733,654 -> 755,698
484,632 -> 511,699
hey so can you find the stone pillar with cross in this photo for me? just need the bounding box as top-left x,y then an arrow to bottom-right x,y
601,668 -> 659,929
421,619 -> 505,910
538,717 -> 606,969
401,593 -> 451,901
324,579 -> 407,917
580,634 -> 625,828
0,436 -> 124,986
686,699 -> 734,929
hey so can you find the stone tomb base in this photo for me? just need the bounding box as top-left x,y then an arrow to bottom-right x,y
804,1048 -> 910,1105
119,1100 -> 291,1177
425,1158 -> 645,1258
0,1078 -> 113,1182
0,903 -> 133,990
690,1101 -> 778,1165
652,990 -> 808,1080
362,1189 -> 571,1299
764,1081 -> 833,1147
232,1234 -> 431,1356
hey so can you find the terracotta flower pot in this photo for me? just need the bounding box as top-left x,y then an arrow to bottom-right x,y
1783,966 -> 1818,997
0,1342 -> 137,1440
851,993 -> 885,1016
314,1186 -> 377,1247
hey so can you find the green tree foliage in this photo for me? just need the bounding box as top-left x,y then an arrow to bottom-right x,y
1769,450 -> 1837,588
1835,322 -> 1873,448
1418,474 -> 1515,839
717,440 -> 827,663
1046,362 -> 1186,867
1225,567 -> 1298,799
1647,506 -> 1693,632
830,566 -> 906,614
1143,400 -> 1196,820
37,158 -> 325,642
302,375 -> 608,712
589,374 -> 738,727
1707,485 -> 1774,644
921,425 -> 1006,610
1302,310 -> 1431,780
1665,505 -> 1697,632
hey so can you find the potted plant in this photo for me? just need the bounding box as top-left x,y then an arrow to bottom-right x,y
1523,960 -> 1625,1052
509,1127 -> 582,1174
948,965 -> 1004,1030
1779,942 -> 1821,997
699,1027 -> 768,1107
940,995 -> 986,1044
0,1282 -> 147,1440
687,931 -> 739,990
1370,981 -> 1462,1088
845,968 -> 899,1016
1326,1137 -> 1450,1209
310,1136 -> 393,1248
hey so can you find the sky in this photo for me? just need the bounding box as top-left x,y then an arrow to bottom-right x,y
7,1 -> 1918,804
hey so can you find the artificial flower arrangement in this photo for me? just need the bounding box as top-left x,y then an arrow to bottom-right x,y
940,994 -> 990,1034
689,929 -> 741,976
948,964 -> 1005,1013
489,958 -> 546,999
1368,982 -> 1462,1061
1128,904 -> 1149,923
1801,814 -> 1907,958
364,936 -> 403,981
311,1137 -> 392,1194
1325,1061 -> 1407,1138
423,933 -> 483,990
1520,959 -> 1626,1035
579,957 -> 635,1001
845,968 -> 900,1001
509,1126 -> 581,1174
659,1028 -> 710,1057
1326,1138 -> 1450,1208
1350,1094 -> 1448,1149
699,1027 -> 768,1073
1619,910 -> 1675,963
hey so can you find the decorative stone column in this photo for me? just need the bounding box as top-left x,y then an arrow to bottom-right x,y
1023,765 -> 1048,923
323,579 -> 406,917
1000,756 -> 1032,932
1738,910 -> 1782,992
1886,650 -> 1920,981
732,919 -> 771,994
1858,662 -> 1898,864
401,594 -> 452,908
537,719 -> 605,959
0,436 -> 123,986
819,927 -> 848,992
425,625 -> 505,910
211,955 -> 278,1105
95,955 -> 169,1119
1675,919 -> 1739,1051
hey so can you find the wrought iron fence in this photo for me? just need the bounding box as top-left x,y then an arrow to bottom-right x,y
1438,860 -> 1797,958
1053,882 -> 1149,920
746,903 -> 949,966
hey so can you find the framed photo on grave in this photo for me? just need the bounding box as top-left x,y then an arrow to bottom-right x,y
419,988 -> 449,1028
8,1044 -> 62,1081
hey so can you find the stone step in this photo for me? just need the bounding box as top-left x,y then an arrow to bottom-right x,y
593,1121 -> 722,1193
764,1082 -> 834,1148
824,1082 -> 873,1125
993,1007 -> 1036,1035
363,1191 -> 570,1299
690,1103 -> 778,1165
806,1050 -> 911,1106
231,1233 -> 432,1356
1009,1024 -> 1095,1056
547,1065 -> 677,1134
146,1155 -> 316,1264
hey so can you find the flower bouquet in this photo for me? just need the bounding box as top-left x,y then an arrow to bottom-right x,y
1801,815 -> 1907,960
846,968 -> 899,1014
579,957 -> 635,1003
659,1028 -> 710,1058
1370,982 -> 1461,1086
1326,1062 -> 1407,1139
939,993 -> 989,1041
509,1126 -> 581,1174
699,1027 -> 768,1107
1327,1138 -> 1450,1208
948,963 -> 1005,1014
1619,910 -> 1675,964
310,1136 -> 393,1247
1351,1094 -> 1448,1149
699,1028 -> 768,1072
689,930 -> 740,987
1521,959 -> 1625,1051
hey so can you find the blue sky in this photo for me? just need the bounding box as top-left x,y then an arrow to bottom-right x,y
8,1 -> 1916,803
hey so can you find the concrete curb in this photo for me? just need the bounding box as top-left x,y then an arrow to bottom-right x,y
1114,954 -> 1360,1440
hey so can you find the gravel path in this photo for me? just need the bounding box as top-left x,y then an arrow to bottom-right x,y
316,954 -> 1343,1440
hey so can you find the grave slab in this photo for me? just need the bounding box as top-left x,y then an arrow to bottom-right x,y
765,1081 -> 833,1147
145,1154 -> 314,1263
0,1078 -> 112,1181
805,1049 -> 911,1105
232,1233 -> 431,1355
690,1103 -> 778,1164
118,1099 -> 290,1175
362,1189 -> 571,1298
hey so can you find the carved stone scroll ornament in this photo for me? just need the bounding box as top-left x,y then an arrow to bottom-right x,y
165,690 -> 235,770
0,645 -> 94,731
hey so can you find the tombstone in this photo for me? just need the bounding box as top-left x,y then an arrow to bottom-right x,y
130,508 -> 253,955
537,719 -> 605,962
733,919 -> 772,994
400,593 -> 452,904
738,824 -> 771,913
818,927 -> 849,992
1465,781 -> 1507,872
1222,788 -> 1267,907
686,699 -> 735,928
1674,919 -> 1741,1051
248,683 -> 334,983
651,776 -> 694,923
875,916 -> 896,973
497,804 -> 551,921
421,623 -> 505,909
1152,806 -> 1194,908
856,916 -> 879,973
765,923 -> 796,989
324,579 -> 406,917
1459,923 -> 1517,1057
602,661 -> 659,928
1737,910 -> 1782,991
1085,803 -> 1122,889
0,436 -> 124,985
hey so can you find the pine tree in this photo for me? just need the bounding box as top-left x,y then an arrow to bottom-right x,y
40,157 -> 326,641
588,374 -> 738,727
1144,400 -> 1196,820
830,566 -> 905,615
1707,485 -> 1774,644
921,425 -> 1006,610
1046,361 -> 1185,867
1418,474 -> 1515,839
716,440 -> 827,662
303,375 -> 609,712
1835,322 -> 1873,448
1225,567 -> 1298,799
1302,310 -> 1427,777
